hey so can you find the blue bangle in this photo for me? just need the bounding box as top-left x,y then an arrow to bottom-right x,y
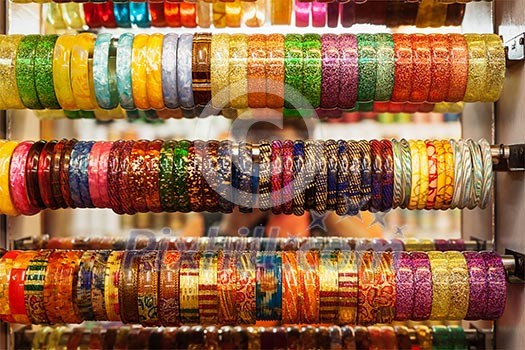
114,2 -> 131,28
177,33 -> 194,109
256,252 -> 282,321
116,33 -> 135,110
326,139 -> 338,211
94,33 -> 118,110
129,1 -> 151,28
162,33 -> 179,109
69,141 -> 95,208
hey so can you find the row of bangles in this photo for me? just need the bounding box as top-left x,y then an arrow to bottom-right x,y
0,249 -> 507,325
41,0 -> 467,30
24,324 -> 470,350
0,138 -> 493,216
0,33 -> 505,112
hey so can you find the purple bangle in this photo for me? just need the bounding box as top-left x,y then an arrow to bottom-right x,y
282,140 -> 294,215
434,239 -> 449,252
388,239 -> 405,252
271,140 -> 283,215
327,2 -> 340,28
338,34 -> 358,109
480,251 -> 507,320
393,252 -> 414,321
463,252 -> 487,320
321,34 -> 340,110
449,239 -> 466,251
410,251 -> 433,321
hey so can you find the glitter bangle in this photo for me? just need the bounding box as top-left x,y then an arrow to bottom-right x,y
446,34 -> 468,102
284,34 -> 304,110
266,34 -> 285,109
127,140 -> 149,213
482,34 -> 505,102
464,34 -> 487,103
174,140 -> 191,213
217,251 -> 237,325
357,34 -> 377,102
178,33 -> 195,110
15,35 -> 44,109
145,140 -> 163,212
218,140 -> 233,213
159,250 -> 181,326
116,33 -> 135,110
258,141 -> 272,211
335,34 -> 357,109
0,35 -> 25,109
292,140 -> 306,216
282,251 -> 299,324
319,250 -> 339,324
410,251 -> 432,321
480,251 -> 507,320
463,251 -> 487,320
320,34 -> 340,110
314,140 -> 328,213
391,34 -> 412,103
235,250 -> 256,324
303,33 -> 322,109
161,34 -> 179,109
247,34 -> 267,108
428,251 -> 450,320
393,251 -> 414,321
374,33 -> 395,101
211,34 -> 230,110
229,34 -> 248,109
298,251 -> 320,324
369,140 -> 383,212
187,141 -> 204,212
104,251 -> 124,322
444,251 -> 469,320
409,34 -> 431,103
428,34 -> 451,103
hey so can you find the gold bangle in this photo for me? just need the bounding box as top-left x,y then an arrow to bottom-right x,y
104,251 -> 123,322
417,140 -> 429,210
444,251 -> 469,320
271,0 -> 292,25
464,34 -> 487,103
53,34 -> 77,110
266,34 -> 285,109
180,251 -> 200,325
375,252 -> 395,324
482,34 -> 505,102
0,141 -> 20,216
337,251 -> 358,325
319,250 -> 339,324
146,34 -> 165,110
211,34 -> 231,110
428,251 -> 450,320
229,34 -> 248,109
414,325 -> 432,350
225,0 -> 243,27
0,35 -> 25,109
199,251 -> 218,326
70,33 -> 97,110
213,0 -> 227,28
132,34 -> 150,110
408,140 -> 421,210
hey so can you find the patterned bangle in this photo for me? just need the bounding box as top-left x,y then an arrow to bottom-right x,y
237,142 -> 253,213
441,139 -> 455,209
91,250 -> 110,321
9,142 -> 40,215
235,250 -> 256,325
178,33 -> 195,112
357,251 -> 377,325
192,33 -> 212,110
97,142 -> 113,209
356,34 -> 377,102
460,139 -> 474,209
217,140 -> 233,213
464,34 -> 487,103
480,251 -> 507,320
314,140 -> 328,214
70,33 -> 97,110
159,250 -> 181,326
107,140 -> 125,214
94,33 -> 118,110
119,250 -> 141,324
159,140 -> 177,212
217,251 -> 237,325
393,251 -> 414,321
337,34 -> 358,109
24,250 -> 52,324
344,141 -> 361,215
116,33 -> 135,110
257,252 -> 282,321
319,250 -> 339,324
303,34 -> 322,109
321,34 -> 340,110
433,140 -> 446,210
324,140 -> 338,212
467,139 -> 483,209
369,140 -> 383,212
189,140 -> 205,212
131,34 -> 150,110
297,251 -> 320,324
375,252 -> 395,324
15,35 -> 44,109
357,140 -> 372,211
428,251 -> 450,320
424,140 -> 438,209
446,33 -> 468,102
482,34 -> 505,102
138,250 -> 160,326
203,140 -> 220,213
26,141 -> 46,211
292,140 -> 306,216
398,139 -> 412,209
478,138 -> 493,209
428,34 -> 451,103
335,140 -> 349,216
410,34 -> 431,103
229,34 -> 248,110
258,141 -> 272,212
337,250 -> 358,325
104,251 -> 124,322
410,251 -> 432,321
380,140 -> 394,211
391,34 -> 412,103
57,251 -> 83,323
199,251 -> 218,326
282,251 -> 299,324
407,140 -> 420,210
0,251 -> 20,322
162,34 -> 179,109
174,140 -> 191,213
279,140 -> 294,215
247,34 -> 267,108
211,34 -> 230,110
0,35 -> 25,109
9,251 -> 37,324
266,33 -> 285,108
374,33 -> 394,101
284,34 -> 304,110
69,141 -> 95,208
179,251 -> 200,325
38,141 -> 58,210
77,251 -> 97,321
444,251 -> 469,320
390,139 -> 403,208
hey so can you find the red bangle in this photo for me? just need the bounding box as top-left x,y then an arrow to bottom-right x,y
38,141 -> 58,210
51,139 -> 67,209
26,141 -> 46,210
83,3 -> 103,28
357,251 -> 376,325
0,250 -> 21,323
60,139 -> 78,209
180,2 -> 197,28
145,140 -> 163,213
24,249 -> 53,324
108,140 -> 126,215
128,140 -> 150,213
149,1 -> 167,27
164,2 -> 182,27
9,142 -> 40,216
409,34 -> 431,103
428,34 -> 451,103
446,34 -> 468,102
282,140 -> 294,215
392,34 -> 413,103
340,2 -> 356,28
271,140 -> 283,215
119,140 -> 138,215
9,251 -> 37,324
88,142 -> 103,208
98,1 -> 117,28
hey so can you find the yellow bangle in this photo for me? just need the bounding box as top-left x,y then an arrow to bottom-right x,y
319,250 -> 339,324
482,34 -> 505,102
211,34 -> 230,110
417,140 -> 429,210
229,34 -> 248,109
71,33 -> 97,110
442,140 -> 455,209
414,325 -> 432,350
0,251 -> 20,321
197,0 -> 212,28
62,3 -> 86,30
146,33 -> 164,110
242,0 -> 265,27
428,251 -> 450,320
0,35 -> 25,109
225,0 -> 242,28
418,238 -> 435,251
180,252 -> 200,324
104,251 -> 124,322
434,140 -> 446,210
444,251 -> 469,320
0,141 -> 20,216
464,34 -> 487,103
408,140 -> 420,210
53,34 -> 77,110
132,34 -> 150,110
271,0 -> 292,25
213,0 -> 226,28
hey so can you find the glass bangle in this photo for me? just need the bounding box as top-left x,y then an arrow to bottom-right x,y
94,33 -> 118,110
15,35 -> 44,109
0,35 -> 25,109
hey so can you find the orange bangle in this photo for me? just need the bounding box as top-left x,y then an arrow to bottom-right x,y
234,251 -> 256,325
132,34 -> 150,110
217,250 -> 237,325
25,249 -> 53,324
271,0 -> 292,25
180,2 -> 197,27
225,0 -> 242,27
104,251 -> 123,322
9,251 -> 37,324
138,251 -> 160,326
159,250 -> 181,326
282,251 -> 299,324
266,34 -> 285,109
247,34 -> 267,109
298,251 -> 320,324
357,251 -> 377,325
374,252 -> 395,324
0,250 -> 21,322
57,251 -> 83,323
442,140 -> 455,209
146,33 -> 165,110
43,251 -> 68,324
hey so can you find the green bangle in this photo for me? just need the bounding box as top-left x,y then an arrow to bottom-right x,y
374,33 -> 394,101
284,34 -> 304,109
64,110 -> 82,119
447,326 -> 467,350
173,140 -> 191,213
357,34 -> 377,102
16,35 -> 44,109
35,35 -> 60,109
431,326 -> 452,350
159,140 -> 177,212
303,33 -> 322,109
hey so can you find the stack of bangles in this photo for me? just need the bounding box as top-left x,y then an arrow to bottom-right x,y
0,33 -> 505,115
0,138 -> 493,216
24,324 -> 470,350
0,249 -> 507,325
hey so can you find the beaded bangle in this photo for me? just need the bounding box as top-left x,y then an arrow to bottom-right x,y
116,33 -> 135,110
0,35 -> 25,109
467,139 -> 483,209
410,251 -> 432,321
9,251 -> 37,324
138,251 -> 160,326
282,251 -> 299,324
15,35 -> 44,109
159,250 -> 181,326
338,34 -> 358,109
235,251 -> 256,325
321,34 -> 340,110
0,251 -> 20,322
26,141 -> 46,211
284,34 -> 304,110
357,34 -> 377,102
9,142 -> 40,215
393,251 -> 414,321
118,140 -> 138,215
24,250 -> 52,324
314,140 -> 328,213
119,250 -> 142,324
192,33 -> 212,110
481,251 -> 507,320
303,34 -> 322,109
428,251 -> 450,320
178,33 -> 195,112
131,34 -> 150,110
391,34 -> 412,103
444,251 -> 469,320
428,34 -> 451,103
91,251 -> 109,321
246,34 -> 267,108
70,33 -> 97,110
266,34 -> 285,109
107,140 -> 125,214
94,33 -> 118,110
216,251 -> 237,325
319,250 -> 339,324
69,141 -> 95,208
179,251 -> 200,324
161,34 -> 179,109
374,33 -> 395,101
478,138 -> 493,209
298,251 -> 319,324
258,141 -> 272,211
337,250 -> 358,325
217,140 -> 233,213
211,34 -> 230,110
357,251 -> 377,325
464,34 -> 487,103
104,251 -> 124,322
482,34 -> 505,102
198,251 -> 218,325
77,251 -> 97,321
369,140 -> 383,212
38,140 -> 58,210
446,34 -> 468,102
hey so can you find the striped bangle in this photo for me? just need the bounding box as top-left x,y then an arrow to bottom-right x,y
256,251 -> 282,321
281,140 -> 294,215
467,139 -> 483,209
325,139 -> 338,212
304,140 -> 316,211
9,251 -> 37,324
336,140 -> 350,216
478,138 -> 493,209
258,141 -> 272,212
369,140 -> 383,212
238,142 -> 253,213
292,140 -> 306,216
337,250 -> 358,325
375,252 -> 395,324
314,140 -> 328,214
24,250 -> 52,324
199,251 -> 218,326
357,140 -> 371,211
218,140 -> 234,213
179,251 -> 200,324
319,250 -> 339,324
298,251 -> 319,324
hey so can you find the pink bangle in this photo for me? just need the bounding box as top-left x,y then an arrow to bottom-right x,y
88,142 -> 103,208
9,142 -> 40,216
410,251 -> 432,321
480,251 -> 507,320
312,1 -> 327,27
393,251 -> 414,321
338,34 -> 358,109
295,0 -> 311,27
98,142 -> 113,208
463,251 -> 487,320
321,34 -> 340,109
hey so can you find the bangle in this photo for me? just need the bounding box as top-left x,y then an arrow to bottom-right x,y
326,2 -> 339,27
292,140 -> 306,216
266,34 -> 285,109
303,33 -> 322,109
312,1 -> 327,27
335,140 -> 350,216
217,140 -> 233,213
57,251 -> 83,323
467,139 -> 483,209
243,0 -> 266,27
247,34 -> 267,108
174,140 -> 191,213
178,33 -> 195,111
284,34 -> 304,110
295,1 -> 310,27
59,139 -> 77,209
391,34 -> 412,103
179,251 -> 200,325
107,140 -> 125,214
145,140 -> 163,212
119,140 -> 139,215
357,251 -> 377,325
480,251 -> 506,320
83,3 -> 103,28
409,34 -> 431,103
375,252 -> 395,324
479,138 -> 493,209
340,1 -> 355,27
180,2 -> 197,27
131,34 -> 150,110
199,251 -> 218,325
104,251 -> 124,322
304,140 -> 316,211
130,1 -> 151,28
433,140 -> 446,210
380,140 -> 394,211
9,142 -> 40,215
238,141 -> 254,213
77,251 -> 97,321
444,251 -> 469,320
256,252 -> 282,321
217,251 -> 237,325
34,34 -> 59,109
165,2 -> 181,27
26,141 -> 46,211
270,140 -> 283,214
94,33 -> 118,110
407,140 -> 420,210
225,0 -> 242,27
446,34 -> 468,102
271,0 -> 292,24
410,251 -> 432,321
197,0 -> 211,28
464,34 -> 487,103
357,34 -> 377,102
192,33 -> 212,111
189,140 -> 205,212
114,2 -> 131,28
235,250 -> 256,324
441,140 -> 455,209
337,250 -> 358,325
281,140 -> 294,215
414,325 -> 432,350
94,141 -> 112,208
357,140 -> 372,211
282,251 -> 299,324
0,251 -> 21,322
374,33 -> 395,101
211,34 -> 231,110
119,250 -> 141,324
393,251 -> 414,321
69,141 -> 95,208
482,34 -> 505,102
417,140 -> 429,210
0,35 -> 25,109
432,325 -> 451,350
149,1 -> 167,27
159,250 -> 181,326
463,252 -> 486,320
314,140 -> 328,213
344,141 -> 361,215
138,251 -> 160,326
71,33 -> 97,110
391,139 -> 403,208
229,34 -> 248,109
321,34 -> 340,110
88,142 -> 104,208
15,35 -> 44,109
24,250 -> 52,324
162,34 -> 179,109
9,251 -> 37,324
319,250 -> 339,324
52,34 -> 77,108
258,141 -> 272,211
428,251 -> 450,320
369,140 -> 383,212
38,140 -> 58,210
428,34 -> 450,103
116,33 -> 135,110
128,140 -> 149,213
91,251 -> 110,321
298,251 -> 320,324
213,1 -> 226,28
453,139 -> 469,209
